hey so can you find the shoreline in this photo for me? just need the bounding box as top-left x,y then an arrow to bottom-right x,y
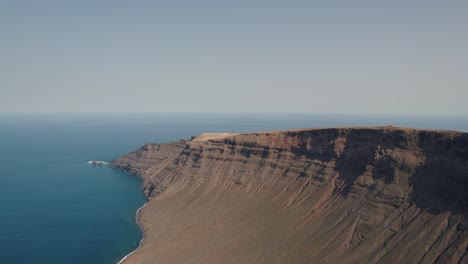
117,201 -> 148,264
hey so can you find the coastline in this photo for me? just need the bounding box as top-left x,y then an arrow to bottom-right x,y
117,202 -> 148,264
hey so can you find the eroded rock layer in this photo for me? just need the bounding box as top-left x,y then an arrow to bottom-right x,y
112,127 -> 468,264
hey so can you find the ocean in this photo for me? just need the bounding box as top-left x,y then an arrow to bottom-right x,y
0,113 -> 466,264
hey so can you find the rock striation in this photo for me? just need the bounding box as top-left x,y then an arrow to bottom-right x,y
112,127 -> 468,264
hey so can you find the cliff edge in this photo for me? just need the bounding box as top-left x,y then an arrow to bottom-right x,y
113,127 -> 468,264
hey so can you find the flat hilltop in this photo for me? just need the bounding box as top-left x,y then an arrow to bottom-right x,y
192,132 -> 239,142
191,126 -> 464,143
113,126 -> 468,264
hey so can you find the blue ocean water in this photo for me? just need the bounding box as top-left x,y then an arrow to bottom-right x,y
0,113 -> 466,264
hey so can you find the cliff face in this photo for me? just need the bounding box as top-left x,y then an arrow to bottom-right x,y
113,127 -> 468,264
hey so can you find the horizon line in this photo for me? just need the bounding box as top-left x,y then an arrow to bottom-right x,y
0,111 -> 467,118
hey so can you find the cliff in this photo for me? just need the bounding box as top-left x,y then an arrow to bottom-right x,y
112,127 -> 468,264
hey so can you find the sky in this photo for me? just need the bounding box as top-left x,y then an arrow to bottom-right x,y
1,1 -> 467,115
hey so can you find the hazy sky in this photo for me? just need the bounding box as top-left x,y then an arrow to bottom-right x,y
1,1 -> 467,114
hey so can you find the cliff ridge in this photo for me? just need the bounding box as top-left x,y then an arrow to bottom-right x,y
113,127 -> 468,264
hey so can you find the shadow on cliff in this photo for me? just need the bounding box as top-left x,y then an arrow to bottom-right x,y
328,129 -> 468,215
408,132 -> 468,215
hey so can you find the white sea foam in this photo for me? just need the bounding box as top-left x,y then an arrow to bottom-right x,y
117,202 -> 148,264
88,160 -> 108,165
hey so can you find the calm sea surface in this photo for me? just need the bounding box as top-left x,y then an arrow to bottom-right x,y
0,113 -> 467,264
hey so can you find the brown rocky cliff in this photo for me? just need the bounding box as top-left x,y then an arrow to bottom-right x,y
112,127 -> 468,264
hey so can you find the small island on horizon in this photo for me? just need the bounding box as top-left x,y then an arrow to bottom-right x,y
112,126 -> 468,264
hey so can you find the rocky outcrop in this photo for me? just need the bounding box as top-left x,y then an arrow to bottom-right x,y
112,140 -> 188,197
112,127 -> 468,264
